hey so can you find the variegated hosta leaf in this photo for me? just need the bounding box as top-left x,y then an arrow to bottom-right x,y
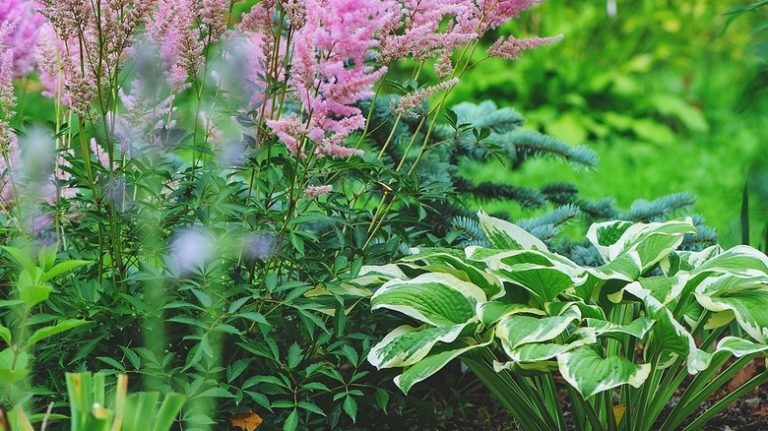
480,249 -> 586,303
496,306 -> 581,356
476,301 -> 544,326
371,273 -> 486,326
691,245 -> 768,278
350,264 -> 408,287
477,210 -> 548,251
558,346 -> 651,398
394,338 -> 492,394
497,328 -> 597,365
695,276 -> 768,343
626,282 -> 709,373
587,219 -> 696,281
716,336 -> 768,357
368,323 -> 470,369
402,250 -> 504,299
586,317 -> 655,340
611,274 -> 689,305
660,245 -> 722,276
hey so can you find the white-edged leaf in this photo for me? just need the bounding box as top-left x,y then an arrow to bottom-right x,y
692,245 -> 768,278
695,278 -> 768,343
476,301 -> 544,326
586,318 -> 654,340
499,328 -> 597,364
558,346 -> 651,398
496,306 -> 580,355
394,339 -> 491,394
368,324 -> 470,369
716,336 -> 768,357
477,210 -> 548,251
587,219 -> 695,276
371,273 -> 486,326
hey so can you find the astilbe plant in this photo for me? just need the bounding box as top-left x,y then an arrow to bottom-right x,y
360,212 -> 768,430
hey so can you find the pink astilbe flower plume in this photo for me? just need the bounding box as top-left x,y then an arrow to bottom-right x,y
0,0 -> 45,77
147,0 -> 204,90
304,184 -> 332,199
379,0 -> 476,64
270,0 -> 398,158
488,34 -> 564,60
0,23 -> 17,149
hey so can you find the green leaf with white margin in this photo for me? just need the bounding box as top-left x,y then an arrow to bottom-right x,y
587,219 -> 695,273
558,346 -> 651,398
394,338 -> 492,394
497,328 -> 597,365
585,220 -> 696,298
496,305 -> 581,356
371,273 -> 486,326
479,249 -> 587,302
349,264 -> 408,287
694,274 -> 768,343
660,245 -> 722,276
625,282 -> 709,372
368,324 -> 471,369
477,210 -> 548,251
402,249 -> 505,299
691,245 -> 768,278
608,274 -> 689,305
586,318 -> 655,340
716,336 -> 768,357
476,301 -> 544,326
587,221 -> 634,260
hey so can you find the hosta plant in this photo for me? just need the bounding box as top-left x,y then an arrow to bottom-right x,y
361,211 -> 768,431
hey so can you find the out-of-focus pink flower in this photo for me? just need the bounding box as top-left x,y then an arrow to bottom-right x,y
304,184 -> 332,199
488,34 -> 563,60
0,133 -> 20,205
201,0 -> 230,41
167,228 -> 214,275
147,0 -> 204,90
0,30 -> 16,147
0,0 -> 45,77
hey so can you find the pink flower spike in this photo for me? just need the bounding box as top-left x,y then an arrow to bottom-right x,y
304,185 -> 332,199
488,34 -> 564,61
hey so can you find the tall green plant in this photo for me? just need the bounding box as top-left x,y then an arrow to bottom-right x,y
360,212 -> 768,430
0,245 -> 90,405
6,372 -> 185,431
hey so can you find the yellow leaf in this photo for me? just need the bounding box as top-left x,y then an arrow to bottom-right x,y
613,404 -> 626,424
231,411 -> 263,431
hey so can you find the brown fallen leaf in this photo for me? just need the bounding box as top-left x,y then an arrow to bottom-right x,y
231,411 -> 263,431
727,360 -> 758,391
